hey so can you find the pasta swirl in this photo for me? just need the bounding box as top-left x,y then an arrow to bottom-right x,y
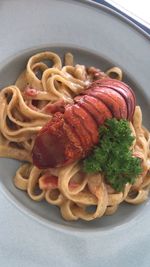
0,51 -> 149,221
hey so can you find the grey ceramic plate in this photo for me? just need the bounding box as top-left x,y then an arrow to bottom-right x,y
0,0 -> 149,233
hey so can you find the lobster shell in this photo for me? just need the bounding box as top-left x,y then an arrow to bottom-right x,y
32,78 -> 136,168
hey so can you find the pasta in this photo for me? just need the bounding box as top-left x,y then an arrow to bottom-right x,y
0,51 -> 149,221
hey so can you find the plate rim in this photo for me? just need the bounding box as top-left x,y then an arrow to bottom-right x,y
75,0 -> 150,39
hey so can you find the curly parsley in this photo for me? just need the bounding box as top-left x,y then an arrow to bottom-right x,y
83,119 -> 142,192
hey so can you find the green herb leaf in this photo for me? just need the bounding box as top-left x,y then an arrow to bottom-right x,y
83,119 -> 142,192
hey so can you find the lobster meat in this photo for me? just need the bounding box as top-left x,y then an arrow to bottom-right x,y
32,78 -> 136,169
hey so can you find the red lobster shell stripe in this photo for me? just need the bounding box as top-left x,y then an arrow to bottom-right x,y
32,78 -> 136,169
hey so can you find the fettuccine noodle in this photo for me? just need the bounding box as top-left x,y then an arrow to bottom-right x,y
0,51 -> 149,221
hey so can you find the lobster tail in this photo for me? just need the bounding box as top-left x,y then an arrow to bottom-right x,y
32,78 -> 136,169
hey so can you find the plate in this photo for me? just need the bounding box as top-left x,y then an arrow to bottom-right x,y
0,0 -> 150,235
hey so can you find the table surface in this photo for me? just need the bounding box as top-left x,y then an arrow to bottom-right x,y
0,1 -> 149,267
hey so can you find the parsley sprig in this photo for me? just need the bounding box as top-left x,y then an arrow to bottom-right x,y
83,119 -> 142,192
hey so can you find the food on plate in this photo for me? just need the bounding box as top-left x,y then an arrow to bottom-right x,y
32,78 -> 135,169
83,118 -> 142,192
0,51 -> 149,221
